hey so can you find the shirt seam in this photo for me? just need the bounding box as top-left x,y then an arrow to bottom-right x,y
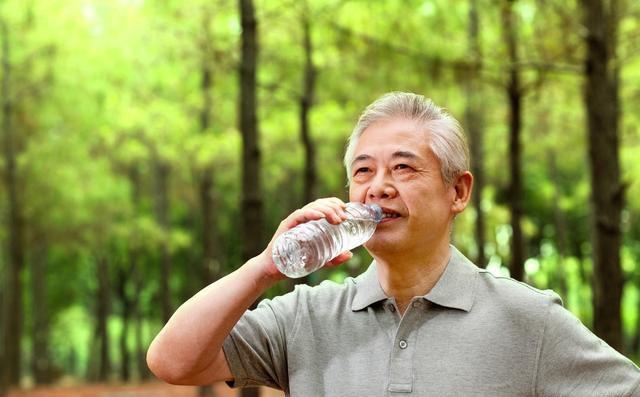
478,270 -> 553,297
531,295 -> 554,397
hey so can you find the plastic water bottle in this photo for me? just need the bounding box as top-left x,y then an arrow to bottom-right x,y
272,202 -> 383,278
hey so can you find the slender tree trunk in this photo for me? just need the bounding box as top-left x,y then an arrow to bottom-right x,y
465,0 -> 486,268
581,0 -> 624,352
239,1 -> 262,396
199,36 -> 219,288
155,161 -> 173,324
1,18 -> 25,387
239,0 -> 263,264
127,165 -> 150,380
198,11 -> 218,397
31,242 -> 51,384
547,152 -> 569,300
300,10 -> 316,205
96,256 -> 112,381
633,293 -> 640,354
133,286 -> 149,380
293,4 -> 317,287
115,269 -> 131,381
501,0 -> 525,281
0,283 -> 5,397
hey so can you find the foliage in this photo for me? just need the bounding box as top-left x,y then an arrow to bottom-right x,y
0,0 -> 639,384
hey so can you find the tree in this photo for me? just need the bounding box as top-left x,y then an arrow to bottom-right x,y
299,1 -> 317,205
239,0 -> 263,265
581,0 -> 624,352
1,16 -> 25,387
198,6 -> 219,289
465,0 -> 486,267
94,255 -> 112,381
501,0 -> 526,281
239,1 -> 263,396
30,242 -> 52,383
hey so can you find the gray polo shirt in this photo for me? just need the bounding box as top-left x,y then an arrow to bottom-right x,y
223,247 -> 640,396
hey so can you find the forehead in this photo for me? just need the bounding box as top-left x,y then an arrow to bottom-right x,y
353,118 -> 431,159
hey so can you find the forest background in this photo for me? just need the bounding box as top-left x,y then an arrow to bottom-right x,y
1,0 -> 640,396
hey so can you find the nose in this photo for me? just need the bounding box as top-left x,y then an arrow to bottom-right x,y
367,171 -> 398,201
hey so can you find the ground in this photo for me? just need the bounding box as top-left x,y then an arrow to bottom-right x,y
7,382 -> 284,397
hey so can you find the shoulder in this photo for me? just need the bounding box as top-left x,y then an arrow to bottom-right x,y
288,276 -> 359,311
474,268 -> 562,321
258,276 -> 357,314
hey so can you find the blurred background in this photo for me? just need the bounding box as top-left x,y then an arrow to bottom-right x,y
0,0 -> 639,396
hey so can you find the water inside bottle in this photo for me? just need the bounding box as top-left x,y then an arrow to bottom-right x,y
272,203 -> 381,278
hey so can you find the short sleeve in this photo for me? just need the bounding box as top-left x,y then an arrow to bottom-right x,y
535,295 -> 640,396
222,289 -> 299,391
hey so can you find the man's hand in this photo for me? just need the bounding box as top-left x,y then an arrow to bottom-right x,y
254,197 -> 355,280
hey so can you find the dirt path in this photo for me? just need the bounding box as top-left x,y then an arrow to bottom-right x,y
7,382 -> 284,397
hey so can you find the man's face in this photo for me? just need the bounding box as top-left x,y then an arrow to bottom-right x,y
348,117 -> 458,257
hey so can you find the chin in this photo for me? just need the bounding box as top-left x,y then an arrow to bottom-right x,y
364,235 -> 402,257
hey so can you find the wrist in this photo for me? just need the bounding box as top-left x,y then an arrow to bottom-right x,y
246,253 -> 287,289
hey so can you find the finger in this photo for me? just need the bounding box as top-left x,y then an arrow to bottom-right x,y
282,208 -> 326,230
327,251 -> 353,267
307,198 -> 347,224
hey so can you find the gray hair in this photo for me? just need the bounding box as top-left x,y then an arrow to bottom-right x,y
343,92 -> 469,186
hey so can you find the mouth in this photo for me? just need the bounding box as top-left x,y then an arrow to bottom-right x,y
379,207 -> 402,223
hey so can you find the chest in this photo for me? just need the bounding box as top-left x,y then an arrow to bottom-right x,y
285,303 -> 537,396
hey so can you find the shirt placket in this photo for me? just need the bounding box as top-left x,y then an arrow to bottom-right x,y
387,298 -> 426,395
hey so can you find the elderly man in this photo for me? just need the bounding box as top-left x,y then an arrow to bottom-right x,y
147,92 -> 640,396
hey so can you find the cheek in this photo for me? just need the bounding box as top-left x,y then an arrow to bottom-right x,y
348,185 -> 365,202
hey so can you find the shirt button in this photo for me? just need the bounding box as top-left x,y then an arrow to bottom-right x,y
399,340 -> 408,349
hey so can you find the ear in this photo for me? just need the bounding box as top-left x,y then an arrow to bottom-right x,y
451,171 -> 473,214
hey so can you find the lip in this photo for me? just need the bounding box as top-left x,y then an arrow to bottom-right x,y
378,206 -> 403,224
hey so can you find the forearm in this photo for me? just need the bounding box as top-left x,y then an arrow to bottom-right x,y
146,255 -> 283,380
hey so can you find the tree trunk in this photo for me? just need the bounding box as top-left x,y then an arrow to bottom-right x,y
300,9 -> 317,205
581,0 -> 624,352
465,0 -> 486,268
115,268 -> 131,381
1,18 -> 25,387
127,165 -> 150,380
155,161 -> 173,324
293,4 -> 317,287
633,293 -> 640,354
31,243 -> 51,384
198,11 -> 218,397
95,256 -> 112,381
239,1 -> 262,396
239,0 -> 263,264
547,152 -> 569,300
501,0 -> 525,281
0,283 -> 5,397
199,32 -> 219,287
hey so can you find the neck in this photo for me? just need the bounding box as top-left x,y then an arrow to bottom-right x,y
374,241 -> 451,314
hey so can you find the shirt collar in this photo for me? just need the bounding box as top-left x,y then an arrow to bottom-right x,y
351,262 -> 388,311
351,246 -> 478,312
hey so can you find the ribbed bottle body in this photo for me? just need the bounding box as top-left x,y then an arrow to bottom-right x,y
272,203 -> 382,278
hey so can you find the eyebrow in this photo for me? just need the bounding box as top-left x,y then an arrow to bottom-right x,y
391,150 -> 420,161
350,150 -> 421,168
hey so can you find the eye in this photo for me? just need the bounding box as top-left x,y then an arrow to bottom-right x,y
393,164 -> 412,171
354,167 -> 370,175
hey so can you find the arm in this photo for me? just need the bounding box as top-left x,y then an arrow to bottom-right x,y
535,294 -> 640,396
146,198 -> 351,385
